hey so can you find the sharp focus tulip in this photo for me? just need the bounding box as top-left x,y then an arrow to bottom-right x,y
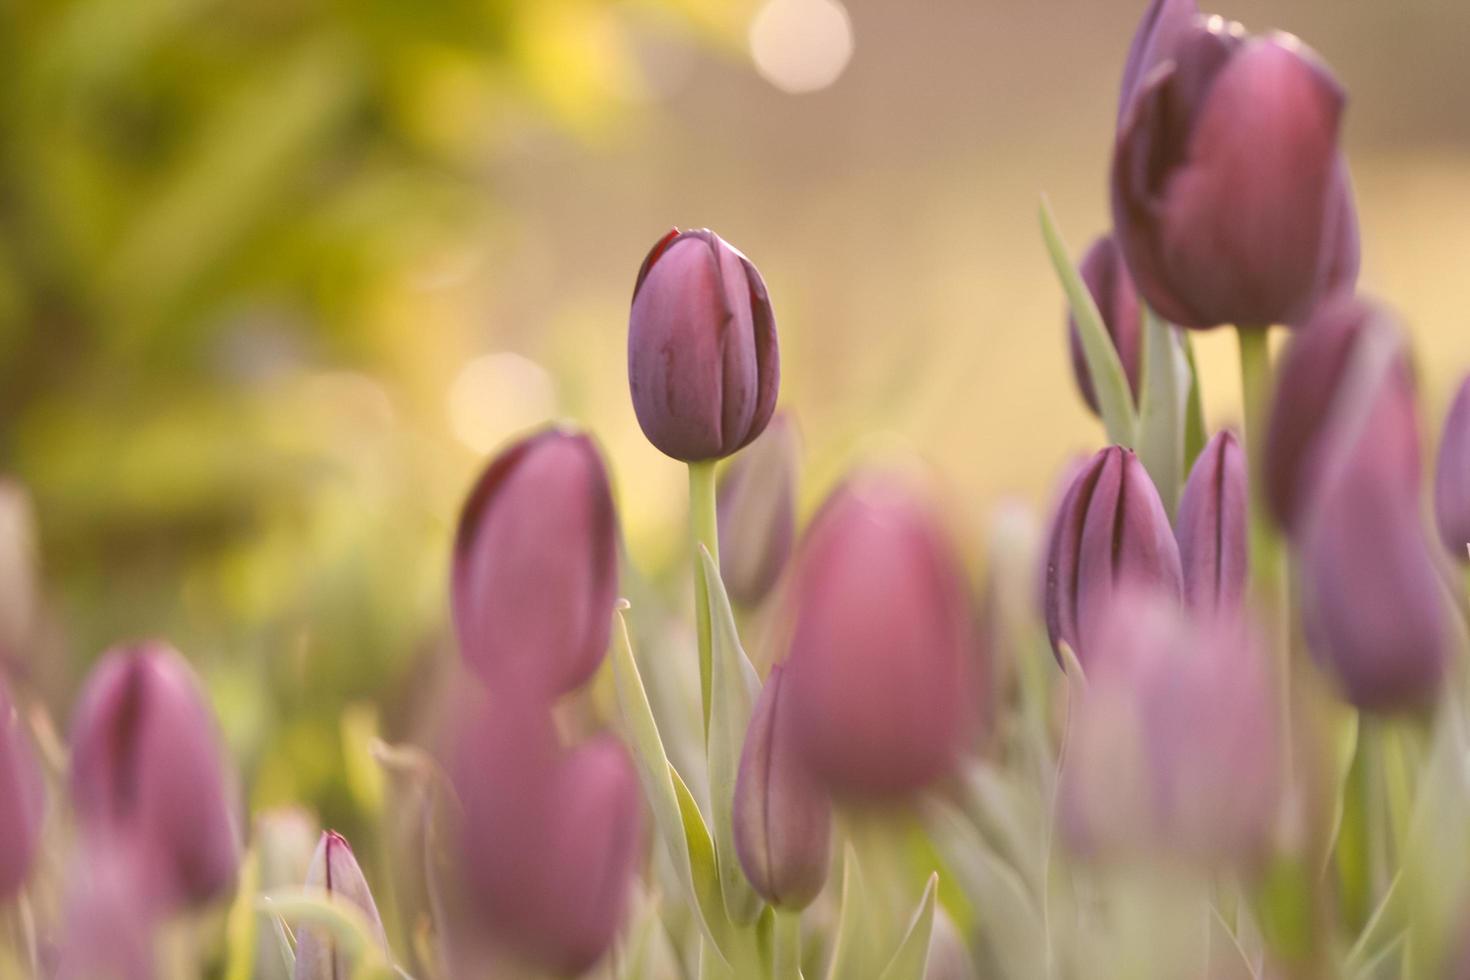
0,677 -> 44,901
1060,588 -> 1279,866
1111,20 -> 1358,329
1434,376 -> 1470,561
1067,236 -> 1143,415
68,642 -> 241,908
451,700 -> 644,976
1175,430 -> 1247,615
1264,296 -> 1421,535
452,427 -> 619,697
1043,446 -> 1183,666
1300,452 -> 1450,712
733,665 -> 831,908
783,473 -> 975,799
294,832 -> 389,980
717,413 -> 798,606
628,228 -> 780,462
1117,0 -> 1199,121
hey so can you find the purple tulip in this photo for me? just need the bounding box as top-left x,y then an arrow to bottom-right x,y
1434,376 -> 1470,561
1043,446 -> 1183,667
68,642 -> 241,909
1175,430 -> 1247,615
1066,236 -> 1143,415
783,473 -> 975,799
1060,588 -> 1279,866
294,832 -> 389,980
717,413 -> 798,606
1117,0 -> 1199,121
733,665 -> 831,908
1264,296 -> 1421,535
53,845 -> 161,980
453,427 -> 619,697
1112,20 -> 1358,329
628,228 -> 780,462
0,677 -> 44,901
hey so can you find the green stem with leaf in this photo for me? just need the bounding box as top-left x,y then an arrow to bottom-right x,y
690,460 -> 720,736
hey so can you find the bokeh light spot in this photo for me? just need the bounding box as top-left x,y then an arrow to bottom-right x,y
447,353 -> 557,454
749,0 -> 854,95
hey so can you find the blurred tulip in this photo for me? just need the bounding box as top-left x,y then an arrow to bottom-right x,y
1060,588 -> 1279,866
717,413 -> 798,605
1175,430 -> 1247,615
628,228 -> 780,461
453,427 -> 619,697
1043,446 -> 1183,666
1265,296 -> 1421,535
1435,376 -> 1470,561
1112,20 -> 1358,328
451,699 -> 644,976
733,665 -> 831,908
783,472 -> 975,799
68,642 -> 240,908
1117,0 -> 1199,121
0,677 -> 44,901
0,479 -> 38,671
294,831 -> 389,980
53,845 -> 160,980
1066,236 -> 1143,415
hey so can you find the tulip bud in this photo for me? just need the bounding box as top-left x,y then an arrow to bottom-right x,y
1066,236 -> 1143,416
1117,0 -> 1198,121
783,473 -> 975,799
717,413 -> 798,605
1175,430 -> 1247,615
53,844 -> 161,980
1060,588 -> 1279,866
293,832 -> 389,980
1265,296 -> 1421,535
628,228 -> 780,462
1434,376 -> 1470,561
453,427 -> 619,697
1043,446 -> 1183,666
1112,20 -> 1358,329
0,678 -> 44,901
733,665 -> 830,908
69,642 -> 241,908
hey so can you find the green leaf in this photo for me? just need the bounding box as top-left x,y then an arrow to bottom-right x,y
877,873 -> 939,980
826,844 -> 875,980
699,545 -> 765,926
258,889 -> 391,975
1182,332 -> 1208,472
223,848 -> 261,980
1058,641 -> 1087,690
1039,197 -> 1137,448
1137,307 -> 1190,516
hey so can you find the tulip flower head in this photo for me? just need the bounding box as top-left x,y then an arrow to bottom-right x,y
1117,0 -> 1199,121
717,413 -> 799,606
293,831 -> 389,980
628,228 -> 780,462
1066,236 -> 1143,416
1434,376 -> 1470,561
1175,430 -> 1247,616
452,427 -> 619,697
0,676 -> 44,901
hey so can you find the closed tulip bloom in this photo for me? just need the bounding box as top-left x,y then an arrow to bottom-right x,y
1265,296 -> 1421,535
68,642 -> 240,908
1043,446 -> 1183,666
783,473 -> 975,799
1117,0 -> 1199,121
453,427 -> 619,697
0,678 -> 44,901
628,228 -> 780,462
733,665 -> 831,908
717,413 -> 798,605
1434,376 -> 1470,561
1112,20 -> 1358,329
1067,236 -> 1143,415
1175,430 -> 1247,615
294,832 -> 389,980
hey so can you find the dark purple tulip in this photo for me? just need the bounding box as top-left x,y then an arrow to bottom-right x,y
733,665 -> 831,908
1112,21 -> 1357,329
1117,0 -> 1199,121
1067,236 -> 1143,415
1175,430 -> 1247,615
1300,452 -> 1450,712
783,473 -> 975,799
1265,296 -> 1421,535
0,677 -> 44,901
1434,376 -> 1470,561
1043,447 -> 1183,667
628,228 -> 780,462
717,413 -> 798,606
1061,588 -> 1279,866
453,427 -> 619,697
294,832 -> 389,980
68,642 -> 241,909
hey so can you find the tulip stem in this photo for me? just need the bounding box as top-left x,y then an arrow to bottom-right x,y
690,460 -> 720,735
772,908 -> 802,980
